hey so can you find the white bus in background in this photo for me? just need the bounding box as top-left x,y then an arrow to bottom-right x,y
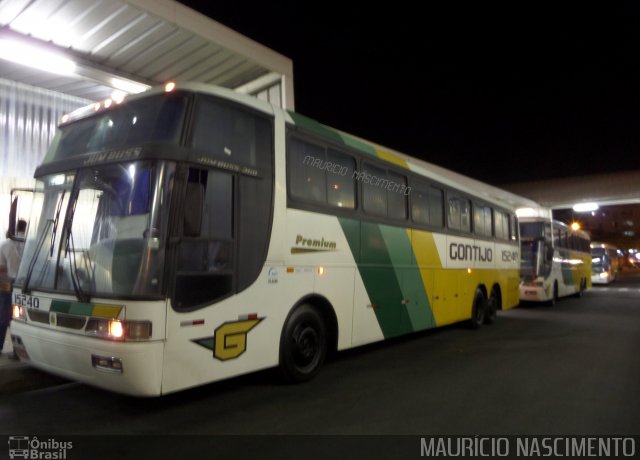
590,242 -> 620,284
518,213 -> 591,305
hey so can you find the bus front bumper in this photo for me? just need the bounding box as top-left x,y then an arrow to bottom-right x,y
591,272 -> 611,284
519,285 -> 550,302
10,321 -> 165,397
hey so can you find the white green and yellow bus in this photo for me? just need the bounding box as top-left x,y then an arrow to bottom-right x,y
519,216 -> 591,305
590,242 -> 620,285
10,82 -> 521,396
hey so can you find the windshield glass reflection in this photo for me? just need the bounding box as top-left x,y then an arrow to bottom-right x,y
16,161 -> 173,299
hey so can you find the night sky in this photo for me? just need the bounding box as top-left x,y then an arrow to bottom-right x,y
178,2 -> 640,186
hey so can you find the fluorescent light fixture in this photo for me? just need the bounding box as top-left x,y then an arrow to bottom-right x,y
110,77 -> 150,94
516,207 -> 537,218
573,202 -> 599,213
516,207 -> 551,218
0,39 -> 76,75
111,90 -> 127,104
49,174 -> 66,186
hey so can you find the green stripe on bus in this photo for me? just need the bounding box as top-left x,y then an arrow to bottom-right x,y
50,299 -> 116,317
378,225 -> 435,331
289,111 -> 377,157
339,218 -> 436,338
50,300 -> 71,314
288,112 -> 344,145
339,134 -> 377,157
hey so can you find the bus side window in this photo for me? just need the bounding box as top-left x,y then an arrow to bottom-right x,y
448,196 -> 470,233
183,182 -> 204,237
510,214 -> 518,241
496,211 -> 503,239
174,168 -> 235,310
448,197 -> 461,231
387,171 -> 407,220
473,204 -> 492,237
287,139 -> 356,210
362,163 -> 388,217
326,149 -> 356,209
289,138 -> 326,204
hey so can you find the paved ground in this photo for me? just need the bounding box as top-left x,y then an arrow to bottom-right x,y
2,273 -> 639,438
0,328 -> 69,393
1,273 -> 639,459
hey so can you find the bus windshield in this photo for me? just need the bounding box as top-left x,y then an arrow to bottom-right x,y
520,221 -> 546,239
15,161 -> 174,299
520,240 -> 539,279
42,92 -> 187,163
591,247 -> 608,269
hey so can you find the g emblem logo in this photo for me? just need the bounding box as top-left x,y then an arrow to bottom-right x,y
214,318 -> 263,361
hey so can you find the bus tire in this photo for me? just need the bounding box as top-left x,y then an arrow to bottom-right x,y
573,278 -> 585,298
279,304 -> 327,383
485,287 -> 499,325
468,289 -> 486,330
547,282 -> 558,307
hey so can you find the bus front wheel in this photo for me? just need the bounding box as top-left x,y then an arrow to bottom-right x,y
279,304 -> 327,382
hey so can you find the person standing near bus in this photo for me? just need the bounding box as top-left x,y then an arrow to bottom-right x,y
0,219 -> 26,357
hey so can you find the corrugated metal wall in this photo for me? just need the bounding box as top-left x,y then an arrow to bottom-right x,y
0,77 -> 89,187
0,77 -> 90,233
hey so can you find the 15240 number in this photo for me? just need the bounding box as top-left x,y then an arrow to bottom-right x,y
13,293 -> 40,309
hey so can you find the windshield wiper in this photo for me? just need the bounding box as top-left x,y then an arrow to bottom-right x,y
22,219 -> 54,294
64,197 -> 91,303
65,227 -> 91,303
49,190 -> 66,257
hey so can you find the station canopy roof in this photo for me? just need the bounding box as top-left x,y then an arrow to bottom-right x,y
0,0 -> 293,107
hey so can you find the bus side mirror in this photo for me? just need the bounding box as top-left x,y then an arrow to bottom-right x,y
183,182 -> 204,237
546,246 -> 554,262
8,188 -> 33,242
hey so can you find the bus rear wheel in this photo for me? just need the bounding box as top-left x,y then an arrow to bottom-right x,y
573,278 -> 586,298
279,304 -> 327,382
485,287 -> 499,325
468,289 -> 487,330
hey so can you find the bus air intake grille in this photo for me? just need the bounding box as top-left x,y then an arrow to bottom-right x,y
26,309 -> 87,329
27,309 -> 49,324
56,313 -> 87,329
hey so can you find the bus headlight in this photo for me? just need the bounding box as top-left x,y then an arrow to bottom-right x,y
109,320 -> 124,339
12,304 -> 25,321
85,319 -> 152,341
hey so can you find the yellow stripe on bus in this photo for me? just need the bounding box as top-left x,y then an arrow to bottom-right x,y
92,304 -> 123,319
375,148 -> 408,169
